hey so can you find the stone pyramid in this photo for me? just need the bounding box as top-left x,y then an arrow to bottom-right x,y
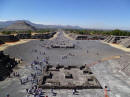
3,21 -> 36,31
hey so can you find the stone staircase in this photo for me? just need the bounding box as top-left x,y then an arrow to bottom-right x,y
104,36 -> 129,43
120,37 -> 130,48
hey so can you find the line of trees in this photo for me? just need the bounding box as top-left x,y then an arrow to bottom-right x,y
1,28 -> 130,36
36,29 -> 56,33
0,30 -> 32,34
64,29 -> 130,36
0,29 -> 57,35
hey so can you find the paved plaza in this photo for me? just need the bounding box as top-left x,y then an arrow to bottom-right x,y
0,32 -> 130,97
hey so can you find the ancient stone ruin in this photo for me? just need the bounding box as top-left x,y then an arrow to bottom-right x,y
3,21 -> 36,31
31,32 -> 56,39
76,35 -> 105,40
16,33 -> 32,39
51,43 -> 75,48
39,65 -> 102,89
120,37 -> 130,48
104,35 -> 128,43
0,32 -> 56,44
0,51 -> 17,81
0,35 -> 19,43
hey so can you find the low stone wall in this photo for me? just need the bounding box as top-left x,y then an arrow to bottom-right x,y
0,35 -> 19,42
39,85 -> 102,89
17,32 -> 56,39
16,33 -> 31,39
51,45 -> 75,48
76,35 -> 105,40
0,32 -> 56,43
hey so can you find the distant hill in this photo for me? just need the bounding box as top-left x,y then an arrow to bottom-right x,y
2,21 -> 36,31
0,20 -> 82,30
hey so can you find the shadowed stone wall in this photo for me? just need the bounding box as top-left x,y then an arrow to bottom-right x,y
0,51 -> 17,81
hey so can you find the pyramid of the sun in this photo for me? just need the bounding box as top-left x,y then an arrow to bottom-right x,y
3,21 -> 36,31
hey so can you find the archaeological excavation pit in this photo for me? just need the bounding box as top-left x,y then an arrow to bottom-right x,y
38,65 -> 102,89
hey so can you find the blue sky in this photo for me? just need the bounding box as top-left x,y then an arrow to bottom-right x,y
0,0 -> 130,30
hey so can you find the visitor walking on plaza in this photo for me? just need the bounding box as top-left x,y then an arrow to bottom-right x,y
6,94 -> 10,97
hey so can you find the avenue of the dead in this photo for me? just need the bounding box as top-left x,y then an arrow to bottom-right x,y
0,32 -> 130,97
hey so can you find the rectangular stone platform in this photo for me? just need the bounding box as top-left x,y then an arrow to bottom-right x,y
39,65 -> 102,89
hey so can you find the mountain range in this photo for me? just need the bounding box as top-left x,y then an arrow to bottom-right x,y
0,20 -> 82,30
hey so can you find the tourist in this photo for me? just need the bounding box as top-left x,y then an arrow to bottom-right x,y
51,88 -> 53,93
20,79 -> 23,85
73,89 -> 75,95
73,88 -> 78,95
87,50 -> 88,53
6,94 -> 10,97
26,88 -> 28,93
